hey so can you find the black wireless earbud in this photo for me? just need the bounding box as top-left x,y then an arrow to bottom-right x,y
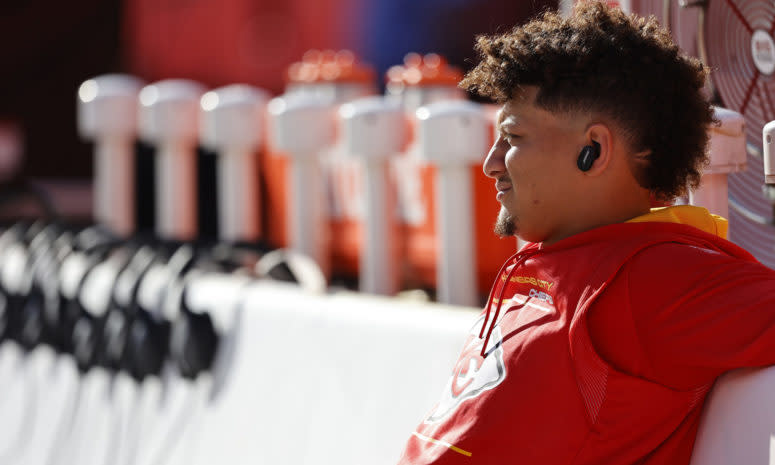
577,141 -> 601,172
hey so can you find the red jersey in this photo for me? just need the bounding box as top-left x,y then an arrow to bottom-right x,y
397,206 -> 775,464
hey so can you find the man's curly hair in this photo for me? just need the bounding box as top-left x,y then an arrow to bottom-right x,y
460,1 -> 715,201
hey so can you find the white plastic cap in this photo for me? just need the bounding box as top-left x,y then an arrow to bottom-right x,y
285,82 -> 371,105
77,74 -> 145,140
402,86 -> 465,113
706,107 -> 747,174
200,84 -> 271,151
267,95 -> 336,155
416,100 -> 489,166
764,120 -> 775,184
712,107 -> 746,136
138,79 -> 206,144
339,96 -> 407,158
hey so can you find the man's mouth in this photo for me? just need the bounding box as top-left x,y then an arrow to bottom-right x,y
495,181 -> 512,200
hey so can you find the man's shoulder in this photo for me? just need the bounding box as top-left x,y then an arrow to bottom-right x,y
635,241 -> 733,262
631,240 -> 762,271
621,240 -> 774,312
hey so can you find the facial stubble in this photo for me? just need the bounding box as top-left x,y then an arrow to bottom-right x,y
494,206 -> 516,237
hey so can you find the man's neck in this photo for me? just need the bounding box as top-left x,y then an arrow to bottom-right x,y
540,202 -> 651,247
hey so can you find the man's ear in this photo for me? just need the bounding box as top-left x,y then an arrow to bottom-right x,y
581,123 -> 613,176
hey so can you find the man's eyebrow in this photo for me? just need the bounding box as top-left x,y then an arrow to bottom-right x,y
498,118 -> 520,132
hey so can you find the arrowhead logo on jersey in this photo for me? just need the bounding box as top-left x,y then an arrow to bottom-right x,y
425,315 -> 506,423
424,288 -> 557,423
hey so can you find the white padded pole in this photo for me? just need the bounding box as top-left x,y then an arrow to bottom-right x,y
289,155 -> 328,274
360,158 -> 396,294
77,74 -> 144,236
268,96 -> 335,277
339,97 -> 406,295
94,135 -> 135,236
416,100 -> 489,307
155,140 -> 198,240
138,79 -> 205,241
689,107 -> 746,221
436,164 -> 476,305
217,148 -> 261,242
200,85 -> 270,243
689,173 -> 730,219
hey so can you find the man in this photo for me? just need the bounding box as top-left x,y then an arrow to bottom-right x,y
397,2 -> 775,464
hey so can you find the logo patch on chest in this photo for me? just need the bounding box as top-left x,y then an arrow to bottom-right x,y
425,316 -> 506,423
424,288 -> 557,423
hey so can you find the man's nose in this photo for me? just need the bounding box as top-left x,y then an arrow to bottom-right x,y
483,138 -> 507,179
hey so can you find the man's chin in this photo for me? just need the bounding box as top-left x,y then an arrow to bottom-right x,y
494,208 -> 516,238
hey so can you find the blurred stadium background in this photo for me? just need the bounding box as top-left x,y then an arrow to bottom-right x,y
1,1 -> 775,464
0,0 -> 552,183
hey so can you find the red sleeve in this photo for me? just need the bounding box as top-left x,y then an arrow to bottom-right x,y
589,243 -> 775,390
